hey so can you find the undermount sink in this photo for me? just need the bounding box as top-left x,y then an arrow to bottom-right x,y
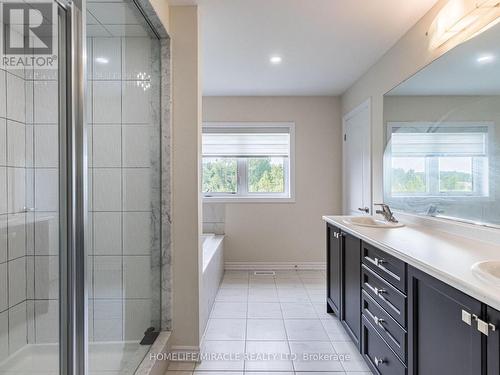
471,261 -> 500,286
343,216 -> 405,228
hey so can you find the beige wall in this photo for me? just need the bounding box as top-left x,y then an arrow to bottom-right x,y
203,96 -> 342,265
150,0 -> 170,34
341,0 -> 460,206
170,6 -> 202,349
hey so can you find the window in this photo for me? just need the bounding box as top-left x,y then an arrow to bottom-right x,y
202,123 -> 294,201
386,122 -> 491,198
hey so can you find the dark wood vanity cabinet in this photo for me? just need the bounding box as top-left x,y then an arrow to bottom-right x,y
326,224 -> 361,347
407,266 -> 482,375
325,223 -> 500,375
341,232 -> 362,347
327,225 -> 342,316
487,306 -> 500,375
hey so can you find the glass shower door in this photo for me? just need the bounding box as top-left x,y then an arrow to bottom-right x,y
0,0 -> 66,373
86,0 -> 162,373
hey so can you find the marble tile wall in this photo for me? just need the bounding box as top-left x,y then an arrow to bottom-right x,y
203,203 -> 225,235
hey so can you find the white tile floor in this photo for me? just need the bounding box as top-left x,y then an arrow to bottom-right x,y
165,270 -> 371,375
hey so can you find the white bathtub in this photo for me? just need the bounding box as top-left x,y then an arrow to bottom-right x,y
200,233 -> 224,337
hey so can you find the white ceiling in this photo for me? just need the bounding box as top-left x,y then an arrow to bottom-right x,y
87,0 -> 152,37
388,22 -> 500,96
170,0 -> 439,96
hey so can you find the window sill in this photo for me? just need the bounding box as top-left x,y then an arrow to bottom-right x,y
202,196 -> 295,204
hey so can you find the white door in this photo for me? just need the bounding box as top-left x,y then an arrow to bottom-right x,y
343,99 -> 372,216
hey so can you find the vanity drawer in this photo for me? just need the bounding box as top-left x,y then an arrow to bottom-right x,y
362,242 -> 406,293
362,265 -> 407,328
362,316 -> 406,375
362,291 -> 407,363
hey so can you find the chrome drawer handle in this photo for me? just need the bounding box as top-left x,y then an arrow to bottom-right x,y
374,357 -> 386,366
375,257 -> 386,266
364,307 -> 386,328
374,287 -> 387,296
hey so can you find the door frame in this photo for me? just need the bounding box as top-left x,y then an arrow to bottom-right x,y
342,98 -> 372,215
57,0 -> 87,374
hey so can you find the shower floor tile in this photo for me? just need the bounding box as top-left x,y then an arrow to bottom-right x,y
0,341 -> 150,375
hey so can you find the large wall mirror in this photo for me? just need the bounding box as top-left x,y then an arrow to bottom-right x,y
383,21 -> 500,227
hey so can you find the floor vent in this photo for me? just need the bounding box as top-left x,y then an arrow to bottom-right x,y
253,271 -> 276,276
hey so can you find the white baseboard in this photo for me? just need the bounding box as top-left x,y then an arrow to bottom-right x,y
224,262 -> 326,271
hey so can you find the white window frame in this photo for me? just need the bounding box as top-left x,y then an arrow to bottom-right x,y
202,122 -> 296,203
385,121 -> 494,201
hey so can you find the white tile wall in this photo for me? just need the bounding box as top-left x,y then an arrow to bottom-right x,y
122,125 -> 151,167
7,121 -> 25,167
93,212 -> 122,255
93,82 -> 121,124
122,81 -> 150,124
7,167 -> 25,213
0,71 -> 6,119
123,256 -> 151,299
93,125 -> 121,167
122,168 -> 151,211
7,213 -> 25,260
94,256 -> 123,299
93,168 -> 122,211
93,38 -> 121,80
0,216 -> 6,263
88,35 -> 158,342
122,211 -> 150,255
93,300 -> 123,341
34,213 -> 59,255
0,120 -> 5,166
33,81 -> 58,124
6,73 -> 25,123
26,257 -> 34,299
34,125 -> 58,168
0,311 -> 8,362
0,168 -> 6,214
124,299 -> 151,340
34,300 -> 59,343
122,38 -> 151,80
8,302 -> 27,354
0,263 -> 7,311
34,168 -> 59,211
8,257 -> 26,307
0,65 -> 61,356
34,256 -> 59,300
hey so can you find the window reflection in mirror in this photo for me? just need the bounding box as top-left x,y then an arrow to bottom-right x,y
383,21 -> 500,227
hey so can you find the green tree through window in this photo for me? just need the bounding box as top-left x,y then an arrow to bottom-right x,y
202,158 -> 237,193
248,158 -> 285,193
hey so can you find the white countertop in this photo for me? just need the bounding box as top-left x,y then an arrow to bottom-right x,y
323,215 -> 500,311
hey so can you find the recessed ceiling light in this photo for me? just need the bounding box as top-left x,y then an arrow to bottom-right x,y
270,55 -> 282,65
477,54 -> 495,64
95,57 -> 109,64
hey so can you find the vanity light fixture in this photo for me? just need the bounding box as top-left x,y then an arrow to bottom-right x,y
94,57 -> 109,64
429,0 -> 500,49
270,55 -> 282,65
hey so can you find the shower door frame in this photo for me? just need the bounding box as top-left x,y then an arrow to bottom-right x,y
57,0 -> 87,374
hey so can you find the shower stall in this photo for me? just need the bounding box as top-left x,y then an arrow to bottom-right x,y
0,0 -> 170,374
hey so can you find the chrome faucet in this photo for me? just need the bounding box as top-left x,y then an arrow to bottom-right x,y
374,203 -> 398,223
